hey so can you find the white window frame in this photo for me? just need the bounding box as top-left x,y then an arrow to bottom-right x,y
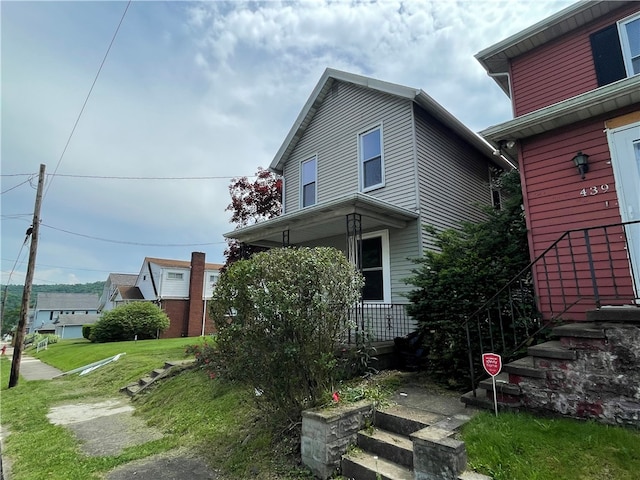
618,12 -> 640,77
361,230 -> 391,304
167,272 -> 184,280
358,124 -> 385,192
300,155 -> 317,208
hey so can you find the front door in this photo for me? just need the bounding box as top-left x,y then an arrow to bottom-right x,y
608,121 -> 640,298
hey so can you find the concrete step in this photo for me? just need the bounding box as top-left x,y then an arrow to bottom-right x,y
374,405 -> 443,436
342,450 -> 413,480
120,384 -> 140,397
528,340 -> 577,360
461,388 -> 522,411
357,428 -> 413,469
552,322 -> 606,339
479,373 -> 521,396
151,368 -> 166,378
503,356 -> 546,379
586,306 -> 640,323
138,376 -> 154,387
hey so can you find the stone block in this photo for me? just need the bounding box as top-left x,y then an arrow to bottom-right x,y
412,427 -> 467,480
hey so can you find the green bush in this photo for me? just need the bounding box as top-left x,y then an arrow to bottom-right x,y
209,247 -> 364,429
91,302 -> 170,343
406,170 -> 530,388
82,324 -> 93,340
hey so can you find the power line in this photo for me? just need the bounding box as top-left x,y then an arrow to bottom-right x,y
1,176 -> 36,195
40,223 -> 226,247
44,0 -> 132,199
1,173 -> 262,180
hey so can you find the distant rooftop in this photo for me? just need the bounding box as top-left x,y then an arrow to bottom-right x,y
36,293 -> 99,310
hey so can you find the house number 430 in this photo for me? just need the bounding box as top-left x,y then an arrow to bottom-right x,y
580,184 -> 609,197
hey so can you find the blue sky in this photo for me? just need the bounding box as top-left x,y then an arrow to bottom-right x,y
1,0 -> 574,285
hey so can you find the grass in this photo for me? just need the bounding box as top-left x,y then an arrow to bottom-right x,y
462,411 -> 640,480
3,339 -> 640,479
1,337 -> 311,480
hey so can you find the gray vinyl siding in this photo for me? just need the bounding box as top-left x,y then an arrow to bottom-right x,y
389,220 -> 420,303
414,105 -> 493,253
283,81 -> 417,213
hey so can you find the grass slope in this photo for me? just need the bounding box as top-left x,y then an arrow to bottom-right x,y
0,338 -> 310,480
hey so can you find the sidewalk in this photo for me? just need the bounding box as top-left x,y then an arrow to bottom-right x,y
1,346 -> 64,380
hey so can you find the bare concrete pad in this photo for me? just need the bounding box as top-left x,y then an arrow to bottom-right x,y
390,385 -> 471,417
106,450 -> 218,480
47,399 -> 163,456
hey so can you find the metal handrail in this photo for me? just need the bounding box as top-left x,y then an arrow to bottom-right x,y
464,219 -> 639,393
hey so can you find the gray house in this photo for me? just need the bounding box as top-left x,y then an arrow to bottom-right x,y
225,68 -> 511,340
29,293 -> 99,334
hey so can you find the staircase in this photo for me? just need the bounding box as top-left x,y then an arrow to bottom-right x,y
462,306 -> 640,426
340,404 -> 489,480
120,359 -> 195,397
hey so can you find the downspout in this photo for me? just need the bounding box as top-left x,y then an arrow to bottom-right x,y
488,72 -> 514,116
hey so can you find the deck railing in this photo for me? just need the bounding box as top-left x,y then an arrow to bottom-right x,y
464,220 -> 639,394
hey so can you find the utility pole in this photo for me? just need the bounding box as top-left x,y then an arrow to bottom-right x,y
9,164 -> 45,388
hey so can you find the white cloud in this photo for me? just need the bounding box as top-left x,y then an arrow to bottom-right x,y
2,0 -> 575,284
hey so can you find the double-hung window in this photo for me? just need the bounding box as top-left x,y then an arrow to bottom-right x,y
359,126 -> 384,191
301,156 -> 317,207
360,231 -> 390,303
618,13 -> 640,77
167,272 -> 183,280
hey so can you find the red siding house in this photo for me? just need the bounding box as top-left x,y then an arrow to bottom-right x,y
477,0 -> 639,321
467,1 -> 640,426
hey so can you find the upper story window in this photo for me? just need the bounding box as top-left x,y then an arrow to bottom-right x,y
619,13 -> 640,77
591,14 -> 640,87
167,272 -> 183,280
301,156 -> 317,207
359,126 -> 384,191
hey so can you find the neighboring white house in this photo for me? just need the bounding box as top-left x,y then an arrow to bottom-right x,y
98,273 -> 141,313
54,313 -> 100,340
98,252 -> 223,338
29,293 -> 99,334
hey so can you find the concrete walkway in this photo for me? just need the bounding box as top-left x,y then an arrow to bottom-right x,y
1,346 -> 64,380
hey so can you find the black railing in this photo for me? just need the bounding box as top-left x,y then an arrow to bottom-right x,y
465,220 -> 639,394
347,303 -> 416,344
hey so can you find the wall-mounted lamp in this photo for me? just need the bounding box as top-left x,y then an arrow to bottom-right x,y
492,139 -> 516,157
572,151 -> 589,179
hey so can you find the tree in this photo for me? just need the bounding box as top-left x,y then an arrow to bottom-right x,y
210,247 -> 364,429
91,302 -> 170,343
224,167 -> 282,268
405,170 -> 530,388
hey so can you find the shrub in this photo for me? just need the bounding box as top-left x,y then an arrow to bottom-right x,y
209,247 -> 364,429
91,302 -> 170,343
406,170 -> 530,388
82,324 -> 93,340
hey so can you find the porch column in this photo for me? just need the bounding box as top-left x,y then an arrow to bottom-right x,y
282,229 -> 290,247
345,213 -> 362,270
239,243 -> 250,260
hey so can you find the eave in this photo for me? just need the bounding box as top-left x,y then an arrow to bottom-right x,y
480,75 -> 640,142
476,1 -> 633,96
224,192 -> 419,247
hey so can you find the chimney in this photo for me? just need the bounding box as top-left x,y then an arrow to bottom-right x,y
187,252 -> 206,336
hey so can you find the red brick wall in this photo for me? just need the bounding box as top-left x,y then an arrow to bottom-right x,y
187,252 -> 205,336
160,299 -> 189,338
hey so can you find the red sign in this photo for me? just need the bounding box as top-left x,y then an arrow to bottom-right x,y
482,353 -> 502,377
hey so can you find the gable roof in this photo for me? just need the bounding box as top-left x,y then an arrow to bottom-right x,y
144,257 -> 223,271
35,293 -> 99,311
476,1 -> 633,96
117,285 -> 144,300
56,314 -> 101,326
269,68 -> 512,172
107,273 -> 137,287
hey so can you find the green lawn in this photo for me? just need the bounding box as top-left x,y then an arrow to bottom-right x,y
2,339 -> 640,480
462,411 -> 640,480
